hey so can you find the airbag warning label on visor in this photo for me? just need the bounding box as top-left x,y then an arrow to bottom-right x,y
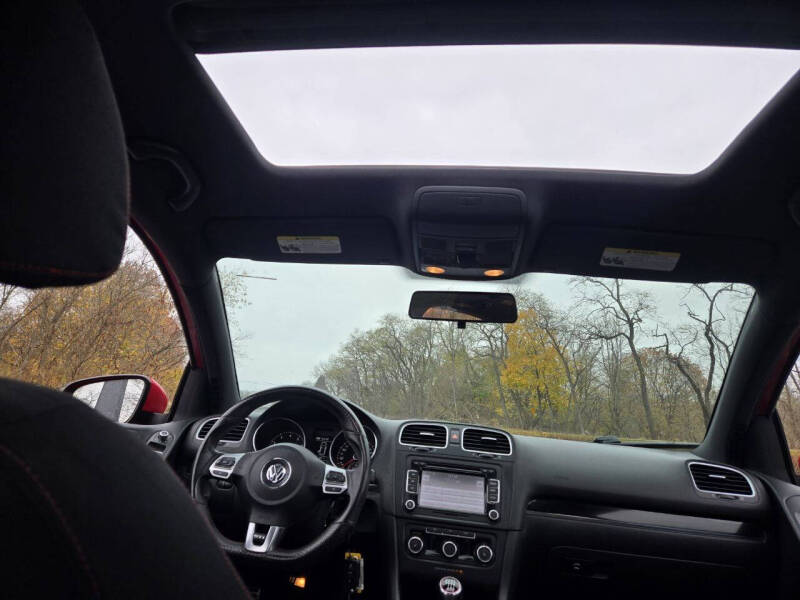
600,247 -> 680,272
277,236 -> 341,254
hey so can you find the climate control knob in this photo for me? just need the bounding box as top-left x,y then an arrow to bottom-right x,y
441,540 -> 458,558
475,544 -> 494,564
407,535 -> 424,555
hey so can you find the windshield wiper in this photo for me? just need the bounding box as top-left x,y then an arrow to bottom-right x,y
593,435 -> 621,444
593,435 -> 697,449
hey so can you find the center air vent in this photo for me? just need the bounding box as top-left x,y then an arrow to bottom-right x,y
196,417 -> 249,443
689,462 -> 754,496
462,427 -> 512,455
400,423 -> 448,448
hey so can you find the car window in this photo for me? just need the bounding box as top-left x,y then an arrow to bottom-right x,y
777,355 -> 800,478
0,228 -> 188,410
220,259 -> 754,445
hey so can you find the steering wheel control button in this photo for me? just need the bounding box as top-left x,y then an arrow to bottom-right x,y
488,508 -> 500,521
407,536 -> 424,555
404,498 -> 416,511
262,458 -> 292,488
439,576 -> 463,598
209,454 -> 242,479
322,465 -> 348,495
475,544 -> 494,564
325,471 -> 346,483
441,540 -> 458,558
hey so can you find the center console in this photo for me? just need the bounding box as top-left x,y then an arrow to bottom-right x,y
393,424 -> 515,599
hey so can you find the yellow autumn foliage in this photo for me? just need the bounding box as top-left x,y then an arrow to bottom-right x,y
501,309 -> 569,417
0,239 -> 188,402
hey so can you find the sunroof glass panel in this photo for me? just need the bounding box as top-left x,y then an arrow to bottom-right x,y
199,45 -> 800,174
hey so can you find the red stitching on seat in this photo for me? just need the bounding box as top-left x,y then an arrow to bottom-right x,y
0,444 -> 101,598
0,259 -> 116,279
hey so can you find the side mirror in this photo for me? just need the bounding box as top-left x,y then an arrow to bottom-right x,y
63,375 -> 170,423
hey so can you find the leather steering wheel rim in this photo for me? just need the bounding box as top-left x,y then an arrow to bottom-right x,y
191,386 -> 371,566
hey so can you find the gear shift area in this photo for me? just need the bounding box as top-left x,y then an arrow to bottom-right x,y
439,575 -> 463,598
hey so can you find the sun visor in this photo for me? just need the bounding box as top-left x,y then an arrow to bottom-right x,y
531,226 -> 776,284
205,218 -> 400,264
0,3 -> 129,288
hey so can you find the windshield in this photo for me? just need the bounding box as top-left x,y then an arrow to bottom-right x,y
218,260 -> 753,443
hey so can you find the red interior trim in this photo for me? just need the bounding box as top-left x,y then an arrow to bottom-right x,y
756,327 -> 800,416
129,217 -> 204,369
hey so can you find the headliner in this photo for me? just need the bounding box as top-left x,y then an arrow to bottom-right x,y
82,0 -> 800,295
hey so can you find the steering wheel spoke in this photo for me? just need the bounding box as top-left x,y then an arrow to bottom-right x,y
322,463 -> 348,495
245,516 -> 286,553
208,452 -> 246,480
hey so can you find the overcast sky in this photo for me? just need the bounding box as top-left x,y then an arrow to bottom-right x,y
199,44 -> 797,391
199,44 -> 800,173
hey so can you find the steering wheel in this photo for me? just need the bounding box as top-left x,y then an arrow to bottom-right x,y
191,386 -> 371,565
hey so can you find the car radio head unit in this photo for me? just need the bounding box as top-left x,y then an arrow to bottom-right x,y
404,460 -> 501,521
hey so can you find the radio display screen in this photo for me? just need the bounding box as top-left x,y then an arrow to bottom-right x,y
418,470 -> 485,515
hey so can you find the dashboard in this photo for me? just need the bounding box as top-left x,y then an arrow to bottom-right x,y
146,399 -> 778,600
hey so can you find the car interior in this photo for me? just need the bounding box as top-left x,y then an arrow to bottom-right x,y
4,1 -> 800,599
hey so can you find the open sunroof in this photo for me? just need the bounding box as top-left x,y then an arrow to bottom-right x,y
199,44 -> 800,174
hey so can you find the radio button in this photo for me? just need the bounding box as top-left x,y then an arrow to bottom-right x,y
405,499 -> 416,511
441,540 -> 458,558
406,470 -> 420,494
475,544 -> 494,564
407,536 -> 424,555
488,508 -> 500,521
486,479 -> 501,504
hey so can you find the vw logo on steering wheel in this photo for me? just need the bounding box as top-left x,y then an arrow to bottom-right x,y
262,458 -> 292,487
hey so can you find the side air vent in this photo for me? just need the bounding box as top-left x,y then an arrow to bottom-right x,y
400,423 -> 448,448
196,418 -> 249,443
462,427 -> 512,455
689,462 -> 754,497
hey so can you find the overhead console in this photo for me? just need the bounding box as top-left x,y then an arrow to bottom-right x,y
413,186 -> 528,280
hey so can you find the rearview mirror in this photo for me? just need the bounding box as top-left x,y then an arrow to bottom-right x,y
63,375 -> 170,423
409,291 -> 517,324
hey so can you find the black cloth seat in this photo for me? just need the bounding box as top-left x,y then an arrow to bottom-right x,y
0,3 -> 250,598
0,379 -> 250,599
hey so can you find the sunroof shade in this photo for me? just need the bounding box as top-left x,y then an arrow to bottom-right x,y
199,45 -> 800,174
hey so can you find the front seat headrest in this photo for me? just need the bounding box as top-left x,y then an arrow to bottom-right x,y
0,2 -> 129,288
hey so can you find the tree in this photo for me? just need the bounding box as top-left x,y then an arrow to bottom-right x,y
310,277 -> 751,444
658,283 -> 749,424
501,308 -> 569,429
778,361 -> 800,449
0,234 -> 188,400
575,278 -> 658,438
